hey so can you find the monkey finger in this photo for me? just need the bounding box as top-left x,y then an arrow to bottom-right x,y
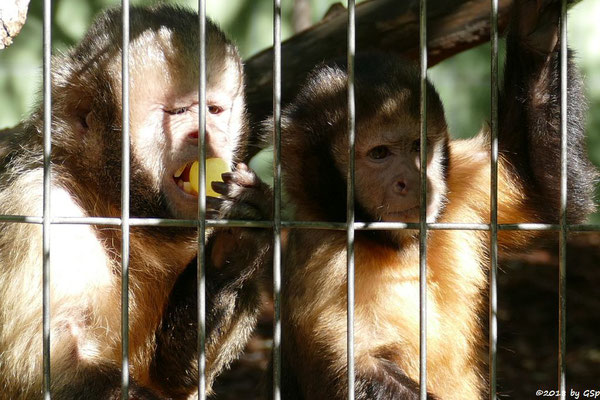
221,172 -> 234,183
221,190 -> 273,220
235,162 -> 249,172
219,200 -> 265,221
230,169 -> 260,188
211,181 -> 229,196
206,196 -> 224,210
205,210 -> 220,220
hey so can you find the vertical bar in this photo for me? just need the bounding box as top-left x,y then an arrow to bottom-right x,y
42,0 -> 52,398
272,0 -> 282,398
489,0 -> 499,399
558,0 -> 568,398
346,1 -> 356,399
120,1 -> 131,399
197,0 -> 207,399
418,0 -> 428,399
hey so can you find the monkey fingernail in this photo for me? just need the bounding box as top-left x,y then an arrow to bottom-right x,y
221,172 -> 234,182
211,181 -> 228,195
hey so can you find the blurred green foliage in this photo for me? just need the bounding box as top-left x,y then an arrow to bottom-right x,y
431,0 -> 600,168
1,0 -> 599,218
0,0 -> 345,127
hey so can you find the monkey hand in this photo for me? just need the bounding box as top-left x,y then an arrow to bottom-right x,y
207,162 -> 273,222
513,0 -> 566,56
206,163 -> 273,269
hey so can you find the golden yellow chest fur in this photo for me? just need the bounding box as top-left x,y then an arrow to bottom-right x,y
283,135 -> 538,399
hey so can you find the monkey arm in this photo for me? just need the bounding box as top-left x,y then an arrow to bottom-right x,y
279,354 -> 431,400
354,358 -> 439,400
279,327 -> 439,400
52,366 -> 163,400
498,0 -> 597,224
149,246 -> 267,398
150,165 -> 273,398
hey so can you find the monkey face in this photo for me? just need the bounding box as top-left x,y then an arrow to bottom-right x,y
353,120 -> 448,225
42,8 -> 247,221
77,22 -> 247,220
128,63 -> 244,219
279,54 -> 450,232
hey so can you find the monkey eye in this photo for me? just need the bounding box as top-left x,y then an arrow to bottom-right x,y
411,139 -> 420,152
367,145 -> 391,160
208,105 -> 224,115
164,107 -> 189,115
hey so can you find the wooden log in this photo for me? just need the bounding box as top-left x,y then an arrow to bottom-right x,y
243,0 -> 514,147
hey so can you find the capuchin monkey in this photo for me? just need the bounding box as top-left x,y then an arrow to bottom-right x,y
0,5 -> 269,399
271,1 -> 597,399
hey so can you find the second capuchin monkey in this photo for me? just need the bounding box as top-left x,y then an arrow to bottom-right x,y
272,1 -> 597,399
0,5 -> 269,399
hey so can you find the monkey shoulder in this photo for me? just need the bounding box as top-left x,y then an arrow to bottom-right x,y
0,169 -> 113,278
444,133 -> 528,222
443,135 -> 491,223
0,168 -> 44,216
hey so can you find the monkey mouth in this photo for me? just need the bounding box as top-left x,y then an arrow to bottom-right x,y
173,162 -> 198,196
384,206 -> 421,221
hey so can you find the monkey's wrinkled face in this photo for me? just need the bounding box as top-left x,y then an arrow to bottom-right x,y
353,121 -> 448,227
128,58 -> 244,219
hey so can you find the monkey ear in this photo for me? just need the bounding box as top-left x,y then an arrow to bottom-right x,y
58,78 -> 93,135
74,109 -> 91,135
72,100 -> 93,135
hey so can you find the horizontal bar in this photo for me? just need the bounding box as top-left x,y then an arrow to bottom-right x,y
1,215 -> 600,232
0,215 -> 45,224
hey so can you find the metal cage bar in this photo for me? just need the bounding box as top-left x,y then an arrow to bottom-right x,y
197,0 -> 208,398
42,0 -> 52,397
489,0 -> 499,398
272,0 -> 283,398
7,1 -> 598,399
9,214 -> 600,232
558,0 -> 568,398
346,1 -> 357,399
418,0 -> 428,398
120,1 -> 131,398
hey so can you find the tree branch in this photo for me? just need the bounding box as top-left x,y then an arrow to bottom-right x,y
243,0 -> 515,155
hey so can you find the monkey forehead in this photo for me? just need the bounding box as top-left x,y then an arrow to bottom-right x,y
64,6 -> 243,100
124,29 -> 241,92
355,122 -> 420,149
350,115 -> 446,151
100,36 -> 242,111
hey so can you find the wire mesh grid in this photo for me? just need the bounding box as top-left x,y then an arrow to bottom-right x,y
0,0 -> 592,399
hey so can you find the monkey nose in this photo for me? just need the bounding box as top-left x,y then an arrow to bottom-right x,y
394,179 -> 409,195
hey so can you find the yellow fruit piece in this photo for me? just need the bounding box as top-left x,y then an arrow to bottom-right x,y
189,158 -> 231,197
